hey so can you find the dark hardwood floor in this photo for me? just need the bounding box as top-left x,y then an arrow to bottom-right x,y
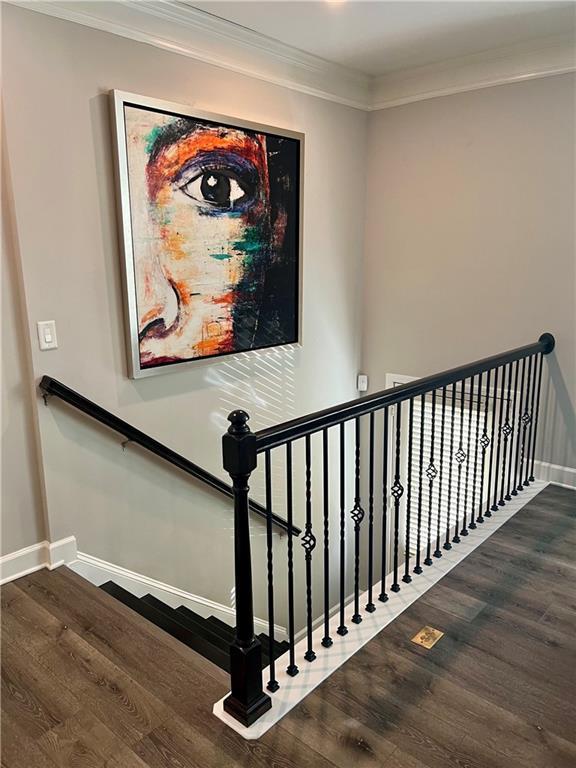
2,484 -> 575,767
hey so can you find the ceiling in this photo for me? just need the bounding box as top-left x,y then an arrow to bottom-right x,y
190,1 -> 576,76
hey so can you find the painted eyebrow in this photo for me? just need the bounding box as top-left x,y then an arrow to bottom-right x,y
148,118 -> 211,164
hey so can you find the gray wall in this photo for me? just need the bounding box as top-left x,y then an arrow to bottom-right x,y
362,74 -> 576,473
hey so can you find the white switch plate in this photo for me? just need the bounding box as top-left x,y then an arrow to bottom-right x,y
357,373 -> 368,392
37,320 -> 58,350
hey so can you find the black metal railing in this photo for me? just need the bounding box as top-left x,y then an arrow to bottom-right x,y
38,376 -> 299,535
221,333 -> 555,726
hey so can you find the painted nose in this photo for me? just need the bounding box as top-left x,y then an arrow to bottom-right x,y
138,258 -> 179,341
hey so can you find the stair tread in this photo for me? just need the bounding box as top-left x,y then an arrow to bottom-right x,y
176,607 -> 234,644
140,595 -> 232,654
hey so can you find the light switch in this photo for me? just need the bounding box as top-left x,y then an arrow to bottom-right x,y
357,373 -> 368,392
37,320 -> 58,351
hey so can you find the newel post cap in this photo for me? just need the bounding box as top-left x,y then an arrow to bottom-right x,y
223,410 -> 257,476
539,332 -> 555,355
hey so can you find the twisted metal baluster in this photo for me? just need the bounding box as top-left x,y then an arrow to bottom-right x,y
518,356 -> 533,491
403,399 -> 414,582
435,387 -> 446,557
469,373 -> 482,529
512,359 -> 526,496
265,450 -> 279,691
477,369 -> 492,523
524,355 -> 538,486
338,423 -> 347,634
529,353 -> 544,483
424,390 -> 437,565
454,380 -> 467,541
391,402 -> 404,591
302,435 -> 316,662
491,367 -> 506,512
366,413 -> 377,610
461,375 -> 474,536
321,429 -> 332,648
379,408 -> 390,600
285,443 -> 298,676
351,417 -> 365,624
505,361 -> 520,501
414,395 -> 425,573
485,367 -> 499,518
444,383 -> 457,549
498,364 -> 513,506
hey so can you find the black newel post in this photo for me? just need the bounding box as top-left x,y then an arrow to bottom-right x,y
222,410 -> 272,727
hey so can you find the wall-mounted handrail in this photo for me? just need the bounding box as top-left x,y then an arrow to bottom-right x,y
39,376 -> 300,536
255,333 -> 556,451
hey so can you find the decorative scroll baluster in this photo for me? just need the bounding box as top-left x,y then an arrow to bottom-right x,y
265,450 -> 279,690
435,388 -> 446,556
512,358 -> 527,496
469,373 -> 482,529
505,361 -> 520,501
302,436 -> 316,662
380,409 -> 390,599
424,391 -> 437,565
391,403 -> 404,591
366,413 -> 377,609
491,367 -> 506,512
285,443 -> 298,675
351,418 -> 365,623
529,353 -> 544,482
461,376 -> 474,536
338,423 -> 348,633
477,369 -> 491,524
524,355 -> 538,486
445,383 -> 456,549
454,381 -> 466,541
414,395 -> 425,572
485,367 -> 499,518
321,430 -> 332,648
403,399 -> 414,581
498,364 -> 513,506
518,356 -> 533,491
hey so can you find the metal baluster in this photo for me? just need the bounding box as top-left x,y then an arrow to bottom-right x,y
454,380 -> 466,541
469,373 -> 482,529
505,361 -> 520,501
321,430 -> 332,648
424,391 -> 437,565
391,402 -> 404,591
338,423 -> 348,633
491,367 -> 506,512
414,395 -> 425,573
302,436 -> 316,662
461,376 -> 474,536
435,388 -> 446,556
478,369 -> 492,523
529,353 -> 544,482
379,408 -> 390,599
524,355 -> 538,486
518,356 -> 533,491
444,383 -> 456,549
512,358 -> 526,496
498,364 -> 513,505
351,418 -> 365,623
285,443 -> 298,675
403,399 -> 414,581
366,413 -> 377,610
265,450 -> 279,690
485,367 -> 499,518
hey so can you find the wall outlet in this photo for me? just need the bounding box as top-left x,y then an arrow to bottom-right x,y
357,373 -> 368,392
37,320 -> 58,350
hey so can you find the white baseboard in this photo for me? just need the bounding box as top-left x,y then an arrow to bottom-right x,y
0,536 -> 77,585
534,460 -> 576,489
70,551 -> 287,639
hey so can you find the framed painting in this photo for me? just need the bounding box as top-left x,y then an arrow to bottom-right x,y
111,90 -> 303,378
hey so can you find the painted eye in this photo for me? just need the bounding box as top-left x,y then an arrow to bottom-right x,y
181,172 -> 248,208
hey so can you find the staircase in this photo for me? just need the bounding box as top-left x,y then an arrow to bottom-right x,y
99,581 -> 289,673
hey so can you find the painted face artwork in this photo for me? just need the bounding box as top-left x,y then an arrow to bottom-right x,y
123,104 -> 300,371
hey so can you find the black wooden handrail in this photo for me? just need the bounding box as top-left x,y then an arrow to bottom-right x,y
39,376 -> 300,536
255,333 -> 556,451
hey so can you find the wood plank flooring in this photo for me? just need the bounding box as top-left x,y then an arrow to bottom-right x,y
2,484 -> 575,767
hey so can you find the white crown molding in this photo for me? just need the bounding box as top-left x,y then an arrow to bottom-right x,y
0,536 -> 77,585
370,34 -> 576,111
8,2 -> 576,112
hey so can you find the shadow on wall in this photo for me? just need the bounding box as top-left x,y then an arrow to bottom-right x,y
540,352 -> 576,469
